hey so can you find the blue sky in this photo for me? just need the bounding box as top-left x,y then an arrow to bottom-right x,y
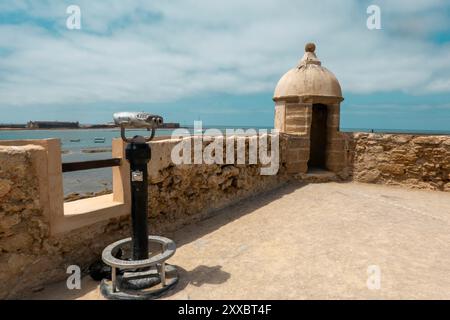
0,0 -> 450,130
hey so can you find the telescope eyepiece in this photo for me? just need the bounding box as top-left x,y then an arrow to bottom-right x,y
113,112 -> 164,129
147,115 -> 163,127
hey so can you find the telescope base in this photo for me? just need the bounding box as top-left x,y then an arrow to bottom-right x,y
100,235 -> 178,300
100,264 -> 178,300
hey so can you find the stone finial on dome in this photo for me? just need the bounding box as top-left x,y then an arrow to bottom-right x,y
298,42 -> 321,67
305,42 -> 316,53
273,42 -> 342,101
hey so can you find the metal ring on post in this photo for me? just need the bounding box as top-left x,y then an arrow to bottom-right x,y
100,236 -> 179,300
102,236 -> 176,269
120,125 -> 156,143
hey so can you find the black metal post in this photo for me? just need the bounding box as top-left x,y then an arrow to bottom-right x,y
125,138 -> 151,260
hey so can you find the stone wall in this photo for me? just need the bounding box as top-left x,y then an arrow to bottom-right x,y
1,131 -> 449,298
0,134 -> 290,299
146,134 -> 289,231
0,144 -> 131,299
345,133 -> 450,192
0,145 -> 49,298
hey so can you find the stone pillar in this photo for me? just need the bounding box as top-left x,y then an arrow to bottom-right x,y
325,104 -> 346,174
275,100 -> 312,174
274,101 -> 285,132
285,134 -> 310,173
284,103 -> 312,135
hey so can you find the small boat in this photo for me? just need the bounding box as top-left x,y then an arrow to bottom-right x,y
69,139 -> 80,142
94,137 -> 105,143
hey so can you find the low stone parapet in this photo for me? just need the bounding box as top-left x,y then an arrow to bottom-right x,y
345,133 -> 450,192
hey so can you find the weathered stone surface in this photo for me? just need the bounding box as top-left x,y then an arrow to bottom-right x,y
0,214 -> 21,230
392,135 -> 412,144
0,179 -> 12,198
412,136 -> 442,145
286,161 -> 308,174
356,169 -> 380,183
345,133 -> 450,191
287,136 -> 310,149
379,164 -> 405,175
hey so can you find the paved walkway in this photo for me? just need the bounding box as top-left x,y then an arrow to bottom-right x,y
29,182 -> 450,299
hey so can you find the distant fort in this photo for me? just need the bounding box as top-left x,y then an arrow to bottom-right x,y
27,121 -> 80,129
0,121 -> 180,129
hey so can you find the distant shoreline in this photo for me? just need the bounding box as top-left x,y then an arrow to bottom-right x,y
81,148 -> 112,153
1,126 -> 449,136
0,127 -> 186,131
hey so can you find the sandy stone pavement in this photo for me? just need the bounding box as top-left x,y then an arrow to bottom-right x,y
29,182 -> 450,300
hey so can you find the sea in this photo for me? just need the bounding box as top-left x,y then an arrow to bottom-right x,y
0,128 -> 176,196
1,127 -> 449,196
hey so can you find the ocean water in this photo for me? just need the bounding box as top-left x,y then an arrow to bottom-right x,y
0,128 -> 176,151
1,127 -> 448,196
0,126 -> 272,195
0,128 -> 177,196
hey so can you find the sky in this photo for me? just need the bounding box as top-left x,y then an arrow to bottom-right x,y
0,0 -> 450,130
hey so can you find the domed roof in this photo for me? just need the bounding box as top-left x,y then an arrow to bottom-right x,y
273,43 -> 343,101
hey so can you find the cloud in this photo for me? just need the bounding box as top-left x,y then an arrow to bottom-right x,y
0,0 -> 450,108
425,78 -> 450,93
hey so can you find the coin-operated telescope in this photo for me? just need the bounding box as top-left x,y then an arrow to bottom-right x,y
100,111 -> 178,299
113,111 -> 163,142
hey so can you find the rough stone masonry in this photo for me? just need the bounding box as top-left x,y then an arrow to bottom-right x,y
346,133 -> 450,192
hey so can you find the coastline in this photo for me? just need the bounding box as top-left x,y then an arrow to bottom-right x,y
0,127 -> 185,131
1,126 -> 449,135
64,188 -> 112,202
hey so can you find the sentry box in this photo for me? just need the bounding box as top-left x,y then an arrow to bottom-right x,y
100,112 -> 178,299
